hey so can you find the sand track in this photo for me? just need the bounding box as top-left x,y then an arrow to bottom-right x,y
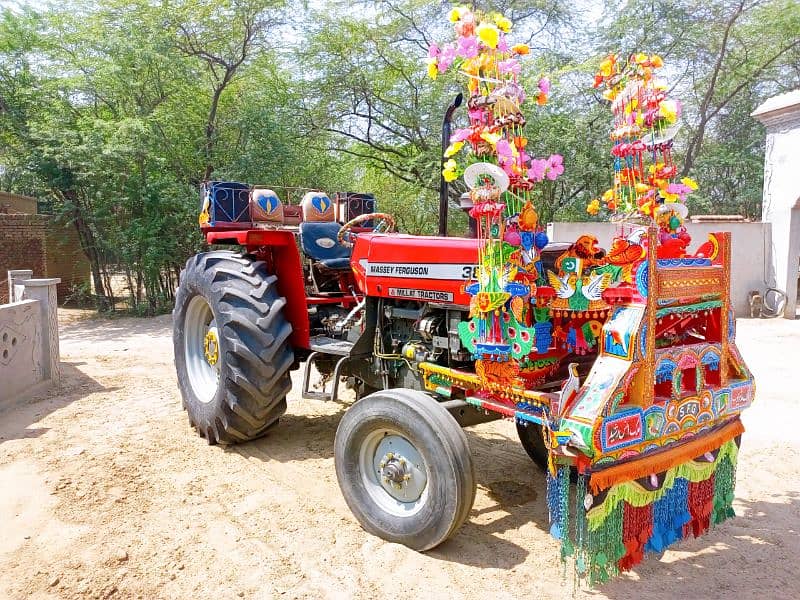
0,311 -> 797,599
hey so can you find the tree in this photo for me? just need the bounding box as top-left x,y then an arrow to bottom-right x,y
597,0 -> 800,215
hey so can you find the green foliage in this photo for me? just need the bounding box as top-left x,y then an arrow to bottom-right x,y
0,0 -> 798,313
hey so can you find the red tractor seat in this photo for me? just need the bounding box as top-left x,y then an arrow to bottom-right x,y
299,222 -> 352,270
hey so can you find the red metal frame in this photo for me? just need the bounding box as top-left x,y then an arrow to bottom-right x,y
203,228 -> 486,348
207,229 -> 311,349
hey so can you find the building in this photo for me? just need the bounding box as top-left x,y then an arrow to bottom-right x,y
0,191 -> 91,304
752,89 -> 800,318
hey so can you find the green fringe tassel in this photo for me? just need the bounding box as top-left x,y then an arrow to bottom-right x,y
557,438 -> 741,586
712,455 -> 736,524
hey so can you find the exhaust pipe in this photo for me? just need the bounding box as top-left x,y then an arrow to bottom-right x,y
438,92 -> 463,237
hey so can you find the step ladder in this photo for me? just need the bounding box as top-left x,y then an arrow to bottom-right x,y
301,336 -> 355,401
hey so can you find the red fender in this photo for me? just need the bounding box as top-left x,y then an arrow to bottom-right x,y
206,229 -> 310,349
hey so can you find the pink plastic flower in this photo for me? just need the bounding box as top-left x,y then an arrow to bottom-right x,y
438,45 -> 456,72
545,154 -> 564,180
467,107 -> 487,123
456,36 -> 478,58
497,34 -> 509,53
496,139 -> 516,174
666,183 -> 691,200
428,43 -> 440,59
496,138 -> 514,160
538,77 -> 550,95
498,59 -> 520,75
529,158 -> 547,182
450,128 -> 471,142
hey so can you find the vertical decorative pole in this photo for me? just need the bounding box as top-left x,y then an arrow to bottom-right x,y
720,232 -> 732,386
641,226 -> 658,407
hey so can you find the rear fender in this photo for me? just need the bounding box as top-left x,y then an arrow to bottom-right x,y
206,229 -> 310,349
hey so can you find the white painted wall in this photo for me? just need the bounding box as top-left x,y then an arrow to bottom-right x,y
753,89 -> 800,318
0,299 -> 44,402
0,275 -> 61,407
546,221 -> 771,318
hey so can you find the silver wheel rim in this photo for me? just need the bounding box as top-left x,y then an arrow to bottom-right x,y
358,429 -> 428,517
184,295 -> 220,404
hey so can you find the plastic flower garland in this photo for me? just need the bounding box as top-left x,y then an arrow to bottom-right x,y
428,4 -> 562,216
588,53 -> 697,227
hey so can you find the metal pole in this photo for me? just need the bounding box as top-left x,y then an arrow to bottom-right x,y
438,93 -> 463,237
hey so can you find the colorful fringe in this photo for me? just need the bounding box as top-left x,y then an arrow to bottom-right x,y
546,428 -> 742,585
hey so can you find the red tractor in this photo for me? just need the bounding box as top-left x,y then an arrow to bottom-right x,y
174,179 -> 754,577
174,184 -> 521,550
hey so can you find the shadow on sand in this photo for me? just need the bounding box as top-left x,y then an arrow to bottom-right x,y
0,361 -> 116,444
227,394 -> 797,591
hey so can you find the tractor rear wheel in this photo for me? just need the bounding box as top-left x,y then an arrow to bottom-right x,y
334,388 -> 476,551
516,421 -> 549,471
173,251 -> 293,444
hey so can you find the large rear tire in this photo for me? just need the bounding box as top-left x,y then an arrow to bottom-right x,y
173,251 -> 293,444
334,389 -> 476,550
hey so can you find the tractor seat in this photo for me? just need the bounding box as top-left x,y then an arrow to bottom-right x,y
299,221 -> 352,270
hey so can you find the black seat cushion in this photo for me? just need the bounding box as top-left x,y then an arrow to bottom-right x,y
299,222 -> 352,270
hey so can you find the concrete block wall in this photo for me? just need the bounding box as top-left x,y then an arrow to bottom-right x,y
0,275 -> 61,406
0,300 -> 44,400
546,221 -> 771,318
0,214 -> 49,304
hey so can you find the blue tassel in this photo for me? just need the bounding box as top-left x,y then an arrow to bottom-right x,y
646,477 -> 690,552
546,470 -> 562,539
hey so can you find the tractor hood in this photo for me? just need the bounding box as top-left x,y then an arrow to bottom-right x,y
351,233 -> 479,306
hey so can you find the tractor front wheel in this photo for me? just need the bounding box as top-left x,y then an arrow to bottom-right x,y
516,421 -> 549,471
173,251 -> 293,444
334,389 -> 475,550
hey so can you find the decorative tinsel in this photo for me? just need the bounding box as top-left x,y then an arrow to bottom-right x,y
549,436 -> 742,585
646,477 -> 691,553
712,455 -> 737,525
685,475 -> 715,538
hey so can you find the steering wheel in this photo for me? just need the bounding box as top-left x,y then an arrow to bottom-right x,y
337,212 -> 397,248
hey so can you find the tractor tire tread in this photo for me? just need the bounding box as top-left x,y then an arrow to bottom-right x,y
173,250 -> 293,445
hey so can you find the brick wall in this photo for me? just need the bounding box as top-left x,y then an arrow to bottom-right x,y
0,191 -> 37,214
0,214 -> 48,304
45,221 -> 92,301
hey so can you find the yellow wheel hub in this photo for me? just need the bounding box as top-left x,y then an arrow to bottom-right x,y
204,329 -> 219,366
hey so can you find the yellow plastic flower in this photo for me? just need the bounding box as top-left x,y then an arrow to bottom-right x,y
661,191 -> 679,203
658,99 -> 678,123
480,131 -> 501,146
427,60 -> 438,80
493,14 -> 512,33
634,52 -> 648,64
449,6 -> 468,22
460,57 -> 479,76
602,189 -> 614,203
477,53 -> 495,71
511,43 -> 529,55
650,54 -> 664,68
444,141 -> 464,157
443,159 -> 459,182
599,56 -> 615,77
681,177 -> 698,190
587,199 -> 601,216
476,22 -> 499,49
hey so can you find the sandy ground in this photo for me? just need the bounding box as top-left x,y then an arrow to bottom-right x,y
0,310 -> 798,600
